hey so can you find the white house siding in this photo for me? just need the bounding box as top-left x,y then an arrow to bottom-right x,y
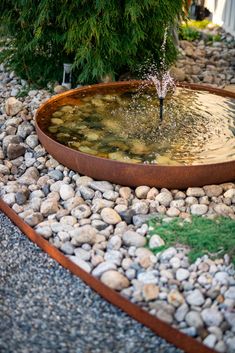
205,0 -> 235,36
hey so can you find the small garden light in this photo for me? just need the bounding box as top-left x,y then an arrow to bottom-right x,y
62,63 -> 72,89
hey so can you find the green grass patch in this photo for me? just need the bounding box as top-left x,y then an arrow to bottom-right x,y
147,216 -> 235,264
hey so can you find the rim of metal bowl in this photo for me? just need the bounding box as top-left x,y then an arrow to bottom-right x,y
35,80 -> 235,188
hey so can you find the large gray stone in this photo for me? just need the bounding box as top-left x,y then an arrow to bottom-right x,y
0,164 -> 10,174
100,208 -> 121,225
131,201 -> 149,215
190,204 -> 208,215
25,135 -> 39,149
7,143 -> 25,160
132,213 -> 159,227
24,212 -> 43,226
59,184 -> 75,201
36,226 -> 52,239
156,192 -> 173,207
225,287 -> 235,300
60,242 -> 75,255
18,167 -> 39,185
203,185 -> 223,197
40,198 -> 59,216
92,261 -> 117,277
71,204 -> 91,220
186,187 -> 205,197
135,186 -> 150,199
17,121 -> 34,139
186,289 -> 205,306
176,269 -> 190,281
214,203 -> 234,216
101,270 -> 129,290
203,334 -> 217,349
185,311 -> 203,328
160,247 -> 177,262
122,230 -> 146,248
224,312 -> 235,329
201,308 -> 223,327
68,256 -> 92,273
2,135 -> 22,154
174,303 -> 189,322
89,181 -> 114,192
149,235 -> 165,249
71,225 -> 97,245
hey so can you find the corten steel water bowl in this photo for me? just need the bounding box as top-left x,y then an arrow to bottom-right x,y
35,81 -> 235,189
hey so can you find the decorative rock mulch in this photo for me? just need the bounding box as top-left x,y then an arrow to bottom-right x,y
173,27 -> 235,88
0,32 -> 235,353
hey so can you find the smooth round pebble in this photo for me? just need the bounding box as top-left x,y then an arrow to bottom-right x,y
101,208 -> 122,225
59,184 -> 75,200
101,270 -> 129,290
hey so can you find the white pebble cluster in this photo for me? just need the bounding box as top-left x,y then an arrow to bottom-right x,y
0,43 -> 235,353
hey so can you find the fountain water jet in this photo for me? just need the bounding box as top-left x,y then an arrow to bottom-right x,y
145,27 -> 175,121
148,72 -> 175,121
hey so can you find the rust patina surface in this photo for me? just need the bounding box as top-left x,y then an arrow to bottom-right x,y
35,81 -> 235,189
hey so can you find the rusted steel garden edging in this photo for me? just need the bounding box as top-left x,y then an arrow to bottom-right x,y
0,199 -> 217,353
35,81 -> 235,189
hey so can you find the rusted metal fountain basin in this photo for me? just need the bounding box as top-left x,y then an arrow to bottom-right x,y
35,81 -> 235,189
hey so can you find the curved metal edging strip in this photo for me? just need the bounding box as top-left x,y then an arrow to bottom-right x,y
0,199 -> 217,353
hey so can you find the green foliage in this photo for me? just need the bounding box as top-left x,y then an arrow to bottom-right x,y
187,19 -> 212,29
0,0 -> 186,87
147,216 -> 235,264
179,24 -> 200,41
212,34 -> 222,42
179,20 -> 221,43
206,33 -> 222,43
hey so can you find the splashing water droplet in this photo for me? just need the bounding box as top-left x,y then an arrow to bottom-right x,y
149,71 -> 175,99
145,27 -> 175,120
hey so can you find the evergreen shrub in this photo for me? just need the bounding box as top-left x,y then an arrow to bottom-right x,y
0,0 -> 186,87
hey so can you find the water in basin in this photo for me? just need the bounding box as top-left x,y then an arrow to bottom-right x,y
45,87 -> 235,165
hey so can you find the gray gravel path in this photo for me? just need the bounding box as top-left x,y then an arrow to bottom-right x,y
0,211 -> 183,353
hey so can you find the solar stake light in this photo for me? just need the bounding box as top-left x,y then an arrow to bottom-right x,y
62,63 -> 72,89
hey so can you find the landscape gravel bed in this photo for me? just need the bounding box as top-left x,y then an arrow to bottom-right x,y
174,26 -> 235,87
0,30 -> 235,353
0,211 -> 183,353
